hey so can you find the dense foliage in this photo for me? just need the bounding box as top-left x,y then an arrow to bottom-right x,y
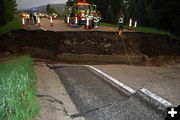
46,4 -> 59,14
0,0 -> 16,26
125,0 -> 180,37
89,0 -> 179,37
0,16 -> 21,36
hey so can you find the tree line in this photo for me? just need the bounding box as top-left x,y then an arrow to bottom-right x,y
46,4 -> 59,14
90,0 -> 180,37
0,0 -> 17,26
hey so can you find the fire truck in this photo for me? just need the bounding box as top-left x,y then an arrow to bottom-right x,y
64,0 -> 101,27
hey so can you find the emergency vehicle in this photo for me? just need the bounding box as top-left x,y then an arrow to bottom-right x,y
64,0 -> 101,27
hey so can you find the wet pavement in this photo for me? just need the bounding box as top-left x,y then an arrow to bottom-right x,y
53,65 -> 165,120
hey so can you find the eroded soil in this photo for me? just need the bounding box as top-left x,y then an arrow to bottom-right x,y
0,30 -> 179,65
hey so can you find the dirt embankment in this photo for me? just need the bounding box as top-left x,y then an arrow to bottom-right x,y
0,30 -> 180,65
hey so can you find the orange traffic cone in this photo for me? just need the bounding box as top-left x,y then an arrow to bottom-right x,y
22,18 -> 26,28
85,17 -> 90,30
37,17 -> 41,26
50,16 -> 53,26
134,20 -> 138,28
75,17 -> 78,25
128,18 -> 133,30
67,16 -> 70,26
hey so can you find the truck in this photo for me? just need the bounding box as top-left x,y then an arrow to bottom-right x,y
64,0 -> 101,27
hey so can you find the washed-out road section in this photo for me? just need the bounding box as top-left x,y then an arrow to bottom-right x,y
53,65 -> 165,120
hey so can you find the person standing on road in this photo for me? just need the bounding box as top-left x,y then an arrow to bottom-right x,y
26,13 -> 30,24
118,11 -> 124,36
33,12 -> 37,24
29,11 -> 33,24
88,11 -> 94,29
78,12 -> 83,27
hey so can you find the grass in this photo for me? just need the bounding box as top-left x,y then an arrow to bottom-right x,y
133,26 -> 171,35
100,22 -> 172,35
0,16 -> 21,37
0,56 -> 38,120
100,22 -> 119,28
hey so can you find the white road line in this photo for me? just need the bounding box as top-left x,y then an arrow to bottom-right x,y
40,26 -> 47,31
140,88 -> 173,107
85,65 -> 136,94
85,65 -> 174,108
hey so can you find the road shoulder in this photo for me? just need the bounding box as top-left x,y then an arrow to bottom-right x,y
34,63 -> 84,120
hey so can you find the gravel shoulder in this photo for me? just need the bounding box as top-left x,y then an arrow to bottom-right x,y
34,63 -> 84,120
92,64 -> 180,105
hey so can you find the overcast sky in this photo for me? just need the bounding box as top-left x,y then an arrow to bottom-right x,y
16,0 -> 67,9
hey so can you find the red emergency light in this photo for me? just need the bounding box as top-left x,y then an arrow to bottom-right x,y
76,0 -> 89,5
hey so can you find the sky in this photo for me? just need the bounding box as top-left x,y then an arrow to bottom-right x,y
16,0 -> 67,10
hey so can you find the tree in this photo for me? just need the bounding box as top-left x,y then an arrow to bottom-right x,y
66,0 -> 74,7
90,0 -> 123,23
90,0 -> 180,37
0,0 -> 16,26
152,0 -> 180,37
46,4 -> 58,14
46,4 -> 51,13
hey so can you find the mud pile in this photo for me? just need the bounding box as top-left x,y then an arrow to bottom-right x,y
0,30 -> 179,64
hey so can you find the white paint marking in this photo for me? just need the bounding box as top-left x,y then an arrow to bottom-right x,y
84,65 -> 174,108
85,65 -> 136,94
140,88 -> 173,107
40,27 -> 47,31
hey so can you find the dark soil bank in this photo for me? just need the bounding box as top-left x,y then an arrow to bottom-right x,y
0,30 -> 179,59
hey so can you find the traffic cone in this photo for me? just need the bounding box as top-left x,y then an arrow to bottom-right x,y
75,17 -> 78,25
85,17 -> 90,30
134,20 -> 138,28
37,17 -> 41,26
67,16 -> 70,26
128,18 -> 133,30
50,16 -> 53,26
22,18 -> 26,28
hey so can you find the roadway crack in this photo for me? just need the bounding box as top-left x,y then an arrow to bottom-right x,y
70,102 -> 114,119
36,94 -> 64,105
36,94 -> 69,116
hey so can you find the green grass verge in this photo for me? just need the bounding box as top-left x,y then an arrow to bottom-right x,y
0,56 -> 38,120
100,22 -> 119,28
0,16 -> 21,37
133,26 -> 171,35
100,22 -> 171,35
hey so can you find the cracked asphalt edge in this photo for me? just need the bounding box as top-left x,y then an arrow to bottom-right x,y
34,63 -> 85,120
85,65 -> 175,112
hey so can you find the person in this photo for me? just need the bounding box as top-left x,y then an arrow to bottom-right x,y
118,11 -> 124,36
25,13 -> 30,24
88,11 -> 94,29
93,12 -> 101,28
97,11 -> 102,19
33,12 -> 37,24
77,12 -> 82,27
29,11 -> 33,24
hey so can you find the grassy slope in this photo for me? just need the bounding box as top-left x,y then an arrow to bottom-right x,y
100,22 -> 171,36
0,16 -> 21,37
0,56 -> 38,120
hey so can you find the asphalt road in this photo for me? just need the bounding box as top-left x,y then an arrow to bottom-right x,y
53,65 -> 165,120
39,18 -> 117,31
